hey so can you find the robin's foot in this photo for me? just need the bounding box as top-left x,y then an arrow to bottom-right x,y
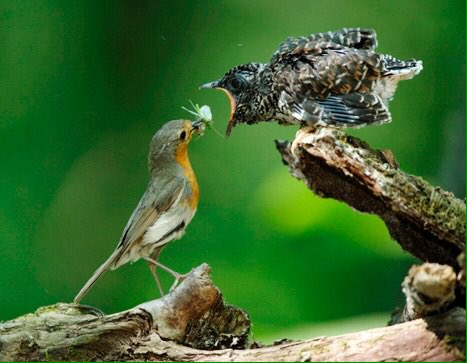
71,303 -> 105,317
145,257 -> 186,293
169,272 -> 190,292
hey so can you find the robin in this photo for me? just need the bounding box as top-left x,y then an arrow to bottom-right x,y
201,28 -> 422,136
74,119 -> 204,304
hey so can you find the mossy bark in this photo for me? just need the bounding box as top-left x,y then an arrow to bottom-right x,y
276,127 -> 465,267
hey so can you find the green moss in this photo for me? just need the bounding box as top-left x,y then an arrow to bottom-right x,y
442,334 -> 466,360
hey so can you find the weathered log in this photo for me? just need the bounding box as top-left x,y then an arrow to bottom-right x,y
0,264 -> 464,362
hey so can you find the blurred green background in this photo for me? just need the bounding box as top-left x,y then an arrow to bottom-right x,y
0,0 -> 465,341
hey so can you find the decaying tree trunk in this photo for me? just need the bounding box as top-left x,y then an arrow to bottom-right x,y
1,127 -> 465,361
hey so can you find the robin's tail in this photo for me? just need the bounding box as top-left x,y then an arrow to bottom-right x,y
73,249 -> 121,304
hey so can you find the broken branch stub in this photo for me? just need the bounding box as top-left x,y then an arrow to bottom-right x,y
0,264 -> 250,361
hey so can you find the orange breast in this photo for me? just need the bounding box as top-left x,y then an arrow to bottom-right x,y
175,143 -> 199,209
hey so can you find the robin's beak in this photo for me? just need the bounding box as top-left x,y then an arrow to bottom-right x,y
199,80 -> 236,138
191,119 -> 205,135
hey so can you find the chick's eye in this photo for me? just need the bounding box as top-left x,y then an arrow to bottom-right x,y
229,75 -> 246,91
179,130 -> 187,140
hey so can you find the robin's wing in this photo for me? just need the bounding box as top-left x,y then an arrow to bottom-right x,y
271,28 -> 377,64
73,176 -> 185,303
114,176 -> 186,256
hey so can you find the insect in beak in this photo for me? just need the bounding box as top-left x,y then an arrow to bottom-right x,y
183,103 -> 213,136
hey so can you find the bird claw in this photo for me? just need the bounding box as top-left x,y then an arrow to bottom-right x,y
169,272 -> 189,292
71,303 -> 105,317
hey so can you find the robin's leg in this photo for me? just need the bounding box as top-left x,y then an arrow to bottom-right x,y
147,249 -> 166,296
147,261 -> 164,296
144,257 -> 188,292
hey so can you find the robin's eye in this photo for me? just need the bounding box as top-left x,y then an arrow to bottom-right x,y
229,76 -> 247,91
179,130 -> 187,140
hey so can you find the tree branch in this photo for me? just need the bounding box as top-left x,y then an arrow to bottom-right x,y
0,264 -> 464,362
275,127 -> 466,267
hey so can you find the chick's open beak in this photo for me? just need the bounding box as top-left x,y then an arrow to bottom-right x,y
220,89 -> 236,137
200,80 -> 237,138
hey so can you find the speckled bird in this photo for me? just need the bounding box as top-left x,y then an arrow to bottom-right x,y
201,28 -> 422,136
